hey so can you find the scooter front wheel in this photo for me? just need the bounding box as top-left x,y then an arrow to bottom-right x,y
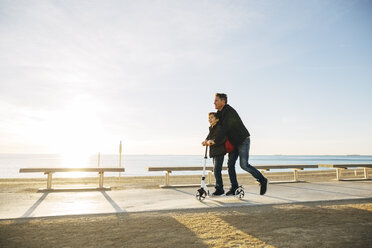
235,187 -> 245,199
196,188 -> 207,201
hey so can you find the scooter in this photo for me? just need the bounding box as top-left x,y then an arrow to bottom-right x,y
195,145 -> 245,201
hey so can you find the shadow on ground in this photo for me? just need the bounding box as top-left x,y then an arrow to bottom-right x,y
1,199 -> 371,248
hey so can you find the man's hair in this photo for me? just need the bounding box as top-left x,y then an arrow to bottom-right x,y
208,112 -> 218,118
215,93 -> 227,103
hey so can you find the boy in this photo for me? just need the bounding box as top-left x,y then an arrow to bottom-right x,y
202,112 -> 226,196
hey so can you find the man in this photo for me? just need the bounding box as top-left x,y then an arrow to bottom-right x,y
213,93 -> 268,195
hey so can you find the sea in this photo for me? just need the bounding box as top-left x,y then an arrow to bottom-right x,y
1,154 -> 372,179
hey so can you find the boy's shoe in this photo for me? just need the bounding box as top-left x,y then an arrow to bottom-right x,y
212,189 -> 225,196
225,187 -> 238,196
260,178 -> 268,195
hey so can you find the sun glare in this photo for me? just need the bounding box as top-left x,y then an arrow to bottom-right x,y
56,95 -> 107,167
25,94 -> 113,167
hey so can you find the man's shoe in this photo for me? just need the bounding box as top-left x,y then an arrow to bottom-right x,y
212,189 -> 225,196
226,187 -> 238,196
260,178 -> 268,195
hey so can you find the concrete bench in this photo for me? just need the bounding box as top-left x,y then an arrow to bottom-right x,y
147,166 -> 224,188
19,167 -> 125,191
147,164 -> 318,188
255,164 -> 318,183
318,164 -> 372,181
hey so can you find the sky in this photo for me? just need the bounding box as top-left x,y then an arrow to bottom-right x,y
0,0 -> 371,156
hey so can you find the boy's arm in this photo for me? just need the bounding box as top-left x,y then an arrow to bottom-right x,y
202,128 -> 212,146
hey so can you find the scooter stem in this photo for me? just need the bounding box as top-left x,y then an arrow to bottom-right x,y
202,146 -> 208,177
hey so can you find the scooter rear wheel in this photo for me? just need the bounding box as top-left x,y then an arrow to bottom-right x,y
235,187 -> 245,199
196,188 -> 207,201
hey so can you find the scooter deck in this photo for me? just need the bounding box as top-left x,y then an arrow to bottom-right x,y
196,186 -> 245,200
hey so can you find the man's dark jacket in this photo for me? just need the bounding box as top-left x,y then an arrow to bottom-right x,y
216,104 -> 250,148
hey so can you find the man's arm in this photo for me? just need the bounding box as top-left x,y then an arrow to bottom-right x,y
214,108 -> 235,143
213,125 -> 226,145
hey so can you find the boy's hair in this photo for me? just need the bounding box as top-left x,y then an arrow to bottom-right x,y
215,93 -> 227,103
208,112 -> 218,119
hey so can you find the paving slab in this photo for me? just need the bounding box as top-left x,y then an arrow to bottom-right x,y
0,181 -> 371,219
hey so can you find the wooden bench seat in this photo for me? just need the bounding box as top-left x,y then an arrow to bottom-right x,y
19,167 -> 125,191
318,164 -> 372,181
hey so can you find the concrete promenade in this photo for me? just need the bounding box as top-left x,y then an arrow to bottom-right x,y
0,180 -> 371,219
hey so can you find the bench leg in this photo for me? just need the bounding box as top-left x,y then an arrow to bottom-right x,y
99,172 -> 104,188
336,168 -> 341,181
46,172 -> 53,189
165,171 -> 170,186
208,171 -> 212,185
293,170 -> 298,182
364,168 -> 368,179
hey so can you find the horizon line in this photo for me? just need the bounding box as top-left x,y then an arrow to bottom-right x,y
0,153 -> 371,156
